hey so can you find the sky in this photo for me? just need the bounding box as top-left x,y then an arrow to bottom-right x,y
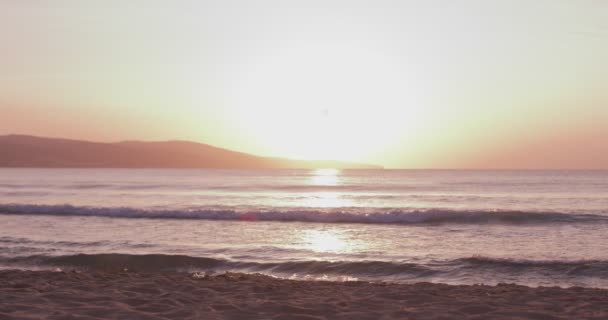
1,0 -> 607,168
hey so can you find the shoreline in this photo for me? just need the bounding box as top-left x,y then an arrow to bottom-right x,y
1,270 -> 607,319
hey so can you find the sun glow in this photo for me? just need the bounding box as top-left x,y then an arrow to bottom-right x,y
223,42 -> 431,162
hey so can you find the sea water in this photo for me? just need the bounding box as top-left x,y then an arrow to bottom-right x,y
1,169 -> 607,288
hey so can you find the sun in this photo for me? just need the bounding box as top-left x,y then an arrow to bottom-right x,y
223,42 -> 430,161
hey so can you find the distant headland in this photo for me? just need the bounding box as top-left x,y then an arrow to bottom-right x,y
0,135 -> 382,169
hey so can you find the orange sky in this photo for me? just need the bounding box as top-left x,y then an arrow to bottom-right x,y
1,1 -> 607,169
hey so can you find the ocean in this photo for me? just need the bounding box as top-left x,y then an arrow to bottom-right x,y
1,168 -> 607,288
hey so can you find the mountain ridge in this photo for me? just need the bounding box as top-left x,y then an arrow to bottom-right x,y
0,134 -> 382,169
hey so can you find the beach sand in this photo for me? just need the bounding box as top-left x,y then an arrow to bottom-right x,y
1,270 -> 607,320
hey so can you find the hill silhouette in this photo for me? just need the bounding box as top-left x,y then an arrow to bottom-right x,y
0,135 -> 381,169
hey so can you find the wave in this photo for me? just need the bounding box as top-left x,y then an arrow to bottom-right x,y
0,203 -> 606,225
0,236 -> 142,248
3,254 -> 225,272
3,253 -> 608,279
0,253 -> 435,277
457,257 -> 608,278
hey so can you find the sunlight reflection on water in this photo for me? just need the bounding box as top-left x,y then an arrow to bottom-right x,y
304,192 -> 353,208
303,169 -> 354,207
300,229 -> 351,253
309,168 -> 340,186
295,228 -> 369,255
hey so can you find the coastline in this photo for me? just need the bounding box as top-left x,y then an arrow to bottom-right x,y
1,270 -> 607,320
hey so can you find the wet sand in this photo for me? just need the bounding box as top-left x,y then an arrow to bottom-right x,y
1,270 -> 607,320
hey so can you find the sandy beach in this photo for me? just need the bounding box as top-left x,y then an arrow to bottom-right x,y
1,270 -> 607,320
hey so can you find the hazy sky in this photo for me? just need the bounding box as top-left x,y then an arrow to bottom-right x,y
1,0 -> 607,168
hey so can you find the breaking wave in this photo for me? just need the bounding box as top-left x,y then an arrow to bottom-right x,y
0,203 -> 606,225
3,253 -> 608,280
